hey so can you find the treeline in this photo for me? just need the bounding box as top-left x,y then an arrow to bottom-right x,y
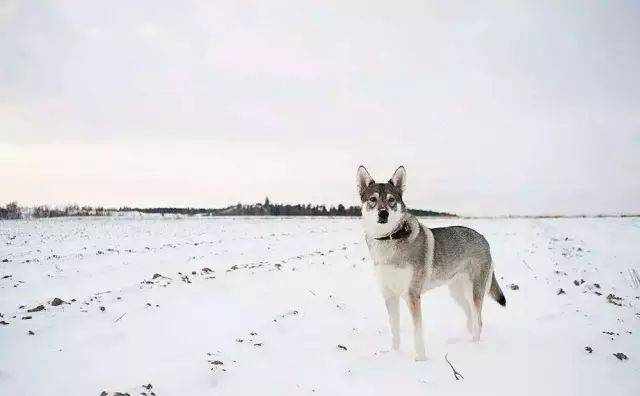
0,202 -> 110,220
119,197 -> 455,217
118,201 -> 361,216
1,198 -> 456,220
32,204 -> 110,218
0,202 -> 22,220
211,200 -> 362,216
407,208 -> 457,217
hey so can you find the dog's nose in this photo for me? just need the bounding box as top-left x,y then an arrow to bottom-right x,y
378,210 -> 389,223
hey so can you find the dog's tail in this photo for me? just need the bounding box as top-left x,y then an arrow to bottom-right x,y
489,272 -> 506,307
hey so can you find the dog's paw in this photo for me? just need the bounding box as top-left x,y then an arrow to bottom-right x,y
414,353 -> 427,362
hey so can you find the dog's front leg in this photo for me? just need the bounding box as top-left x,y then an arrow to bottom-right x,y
383,290 -> 400,350
406,291 -> 426,361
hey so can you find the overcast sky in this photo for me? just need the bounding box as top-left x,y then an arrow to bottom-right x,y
1,1 -> 639,215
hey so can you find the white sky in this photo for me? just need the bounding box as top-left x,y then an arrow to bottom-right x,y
1,0 -> 639,215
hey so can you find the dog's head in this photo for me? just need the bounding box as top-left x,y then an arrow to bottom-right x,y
357,165 -> 407,238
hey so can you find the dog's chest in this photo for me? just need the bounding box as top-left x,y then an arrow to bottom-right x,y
375,265 -> 414,296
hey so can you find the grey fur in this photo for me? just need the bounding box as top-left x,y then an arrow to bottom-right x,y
358,165 -> 506,360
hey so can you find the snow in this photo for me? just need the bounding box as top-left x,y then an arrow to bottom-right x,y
1,216 -> 639,395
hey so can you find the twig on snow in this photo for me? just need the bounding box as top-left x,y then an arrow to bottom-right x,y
445,353 -> 464,380
113,312 -> 126,323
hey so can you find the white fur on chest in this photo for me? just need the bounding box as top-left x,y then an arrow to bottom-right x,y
375,265 -> 414,296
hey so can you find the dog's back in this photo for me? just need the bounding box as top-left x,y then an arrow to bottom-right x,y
427,226 -> 491,286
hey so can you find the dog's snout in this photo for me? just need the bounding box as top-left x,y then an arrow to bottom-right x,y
378,209 -> 389,223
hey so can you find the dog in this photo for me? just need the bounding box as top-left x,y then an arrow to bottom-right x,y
357,165 -> 506,360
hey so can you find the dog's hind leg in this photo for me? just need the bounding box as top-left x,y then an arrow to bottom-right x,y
406,291 -> 427,361
383,290 -> 400,351
471,294 -> 483,342
448,274 -> 475,336
470,265 -> 492,342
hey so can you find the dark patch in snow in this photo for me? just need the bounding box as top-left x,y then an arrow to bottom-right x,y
27,305 -> 45,313
613,352 -> 628,361
606,293 -> 623,306
50,297 -> 66,306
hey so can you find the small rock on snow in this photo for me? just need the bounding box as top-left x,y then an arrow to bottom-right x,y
613,352 -> 628,361
50,297 -> 66,306
606,293 -> 623,306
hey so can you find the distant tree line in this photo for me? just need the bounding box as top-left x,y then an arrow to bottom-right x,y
407,208 -> 457,217
1,198 -> 456,220
118,197 -> 456,217
0,202 -> 110,220
32,204 -> 110,218
0,202 -> 22,220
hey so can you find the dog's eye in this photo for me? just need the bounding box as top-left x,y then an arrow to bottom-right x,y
388,196 -> 395,203
369,196 -> 377,203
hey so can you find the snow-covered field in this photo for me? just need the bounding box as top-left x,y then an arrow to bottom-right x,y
1,216 -> 639,395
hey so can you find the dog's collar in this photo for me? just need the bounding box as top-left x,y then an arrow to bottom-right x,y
374,221 -> 412,241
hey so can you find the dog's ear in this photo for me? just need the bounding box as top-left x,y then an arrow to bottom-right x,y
389,166 -> 406,193
357,165 -> 374,197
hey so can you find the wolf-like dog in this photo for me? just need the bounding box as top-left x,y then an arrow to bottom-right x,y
357,165 -> 506,361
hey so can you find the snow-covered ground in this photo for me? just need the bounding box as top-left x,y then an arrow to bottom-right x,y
1,216 -> 638,395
